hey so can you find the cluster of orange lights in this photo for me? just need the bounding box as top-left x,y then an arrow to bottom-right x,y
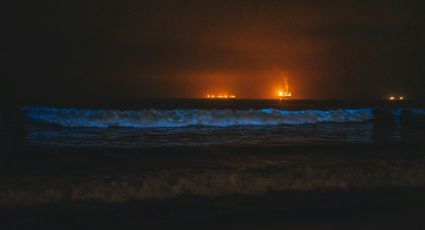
203,75 -> 406,101
206,94 -> 236,99
277,90 -> 292,98
206,78 -> 293,100
388,96 -> 405,101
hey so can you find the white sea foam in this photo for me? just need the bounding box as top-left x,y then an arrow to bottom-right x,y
23,107 -> 374,128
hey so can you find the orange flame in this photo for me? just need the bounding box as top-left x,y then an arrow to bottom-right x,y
277,77 -> 292,99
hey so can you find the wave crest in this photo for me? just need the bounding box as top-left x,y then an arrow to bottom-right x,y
23,107 -> 374,128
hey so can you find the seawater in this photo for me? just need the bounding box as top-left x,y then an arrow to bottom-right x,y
2,99 -> 425,148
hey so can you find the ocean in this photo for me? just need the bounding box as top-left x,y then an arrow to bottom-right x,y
2,99 -> 424,149
2,99 -> 425,229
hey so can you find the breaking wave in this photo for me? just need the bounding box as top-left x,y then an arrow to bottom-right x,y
23,107 -> 374,128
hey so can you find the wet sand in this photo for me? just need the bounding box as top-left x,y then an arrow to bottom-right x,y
1,143 -> 425,229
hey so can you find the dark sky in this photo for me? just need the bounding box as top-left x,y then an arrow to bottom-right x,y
2,0 -> 425,103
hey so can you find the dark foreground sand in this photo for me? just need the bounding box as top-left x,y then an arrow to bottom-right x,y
2,188 -> 425,229
1,144 -> 425,229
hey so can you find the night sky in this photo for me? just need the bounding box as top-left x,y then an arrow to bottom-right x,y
2,0 -> 425,103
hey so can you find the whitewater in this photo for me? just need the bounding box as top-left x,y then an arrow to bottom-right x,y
23,107 -> 375,128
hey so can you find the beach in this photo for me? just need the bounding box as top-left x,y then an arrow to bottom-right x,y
1,144 -> 425,229
1,100 -> 425,228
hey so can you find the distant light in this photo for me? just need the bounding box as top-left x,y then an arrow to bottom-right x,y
277,90 -> 291,98
277,77 -> 292,99
206,94 -> 236,99
388,96 -> 406,101
278,91 -> 284,97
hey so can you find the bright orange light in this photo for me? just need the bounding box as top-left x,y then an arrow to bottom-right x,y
278,91 -> 284,97
388,96 -> 406,101
277,77 -> 292,99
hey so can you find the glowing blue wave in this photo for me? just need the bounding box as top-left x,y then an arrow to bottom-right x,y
23,107 -> 375,128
